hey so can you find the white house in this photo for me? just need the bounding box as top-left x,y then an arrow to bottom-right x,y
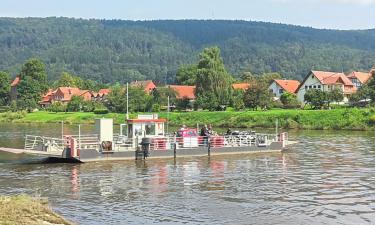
296,71 -> 356,103
269,79 -> 300,98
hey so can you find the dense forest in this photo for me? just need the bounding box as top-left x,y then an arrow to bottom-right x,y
0,17 -> 375,83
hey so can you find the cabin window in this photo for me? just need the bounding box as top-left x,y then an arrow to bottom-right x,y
145,123 -> 155,135
134,124 -> 142,136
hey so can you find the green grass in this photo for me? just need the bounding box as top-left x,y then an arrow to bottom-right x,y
0,195 -> 73,225
1,108 -> 375,130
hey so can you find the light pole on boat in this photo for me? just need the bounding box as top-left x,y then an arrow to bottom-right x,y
167,96 -> 170,135
275,119 -> 279,140
126,82 -> 129,120
61,120 -> 64,142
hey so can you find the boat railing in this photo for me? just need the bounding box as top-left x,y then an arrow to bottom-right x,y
147,134 -> 279,151
65,134 -> 100,150
24,135 -> 65,152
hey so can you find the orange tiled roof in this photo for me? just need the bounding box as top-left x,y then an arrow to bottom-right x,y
311,71 -> 354,86
98,89 -> 111,96
55,87 -> 82,101
274,79 -> 300,93
11,75 -> 20,87
347,71 -> 373,84
169,85 -> 196,100
232,83 -> 251,91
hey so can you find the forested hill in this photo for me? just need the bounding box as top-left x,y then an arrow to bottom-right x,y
1,17 -> 375,83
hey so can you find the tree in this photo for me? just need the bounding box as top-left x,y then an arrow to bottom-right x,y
231,89 -> 245,110
195,47 -> 233,110
304,89 -> 327,109
0,71 -> 10,105
327,89 -> 344,106
129,87 -> 153,112
67,96 -> 84,112
243,83 -> 272,110
55,72 -> 76,87
105,84 -> 126,113
17,58 -> 48,110
152,87 -> 177,107
176,97 -> 192,111
176,64 -> 198,85
49,102 -> 66,113
280,92 -> 300,109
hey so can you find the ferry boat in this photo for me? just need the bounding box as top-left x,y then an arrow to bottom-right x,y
0,114 -> 294,163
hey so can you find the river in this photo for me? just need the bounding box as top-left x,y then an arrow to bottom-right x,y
0,123 -> 375,224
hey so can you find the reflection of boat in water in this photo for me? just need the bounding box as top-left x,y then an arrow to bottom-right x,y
0,114 -> 296,163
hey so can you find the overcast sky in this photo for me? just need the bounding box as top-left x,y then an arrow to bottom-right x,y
0,0 -> 374,30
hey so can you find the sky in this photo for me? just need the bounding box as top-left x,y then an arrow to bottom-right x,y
0,0 -> 374,30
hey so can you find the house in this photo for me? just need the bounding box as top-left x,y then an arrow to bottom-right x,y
39,89 -> 56,107
232,83 -> 251,91
130,80 -> 156,94
269,79 -> 300,98
91,89 -> 111,101
296,71 -> 356,103
168,85 -> 196,100
347,72 -> 373,89
10,75 -> 20,101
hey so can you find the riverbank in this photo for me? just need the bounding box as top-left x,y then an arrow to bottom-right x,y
0,195 -> 73,225
0,108 -> 374,130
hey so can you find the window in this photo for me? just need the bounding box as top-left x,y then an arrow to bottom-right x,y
309,85 -> 312,89
318,85 -> 321,89
278,89 -> 284,94
313,85 -> 316,89
145,123 -> 155,135
305,85 -> 308,89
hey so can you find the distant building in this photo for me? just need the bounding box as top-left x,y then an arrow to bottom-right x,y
130,80 -> 156,94
10,75 -> 20,101
232,83 -> 251,91
269,79 -> 300,98
347,71 -> 373,89
168,85 -> 196,100
39,87 -> 111,107
296,71 -> 356,103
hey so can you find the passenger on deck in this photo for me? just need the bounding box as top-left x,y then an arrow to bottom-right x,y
200,124 -> 209,145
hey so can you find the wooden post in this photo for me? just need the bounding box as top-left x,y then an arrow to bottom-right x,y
173,143 -> 177,159
207,140 -> 211,157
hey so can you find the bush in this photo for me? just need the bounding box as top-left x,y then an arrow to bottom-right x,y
369,114 -> 375,125
151,104 -> 161,112
94,108 -> 109,114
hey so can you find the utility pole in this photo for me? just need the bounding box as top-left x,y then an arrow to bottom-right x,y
126,82 -> 129,120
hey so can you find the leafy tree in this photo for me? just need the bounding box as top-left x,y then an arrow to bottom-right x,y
0,71 -> 10,105
49,101 -> 66,113
129,87 -> 153,112
231,89 -> 245,110
151,104 -> 161,112
304,89 -> 327,109
327,89 -> 344,106
280,92 -> 300,109
176,97 -> 192,111
243,83 -> 271,110
152,87 -> 177,106
67,96 -> 84,112
176,64 -> 198,85
17,58 -> 48,110
55,72 -> 76,87
195,47 -> 233,110
105,84 -> 126,113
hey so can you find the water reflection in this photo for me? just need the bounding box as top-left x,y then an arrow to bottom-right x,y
1,125 -> 375,224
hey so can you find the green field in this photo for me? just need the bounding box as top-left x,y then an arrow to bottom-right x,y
1,108 -> 375,130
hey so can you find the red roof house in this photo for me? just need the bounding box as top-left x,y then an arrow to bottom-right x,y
347,71 -> 373,88
168,85 -> 196,100
130,80 -> 156,93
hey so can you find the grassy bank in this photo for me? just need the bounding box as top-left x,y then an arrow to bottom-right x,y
0,195 -> 73,225
1,108 -> 375,130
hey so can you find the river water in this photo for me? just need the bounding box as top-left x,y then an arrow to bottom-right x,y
0,123 -> 375,225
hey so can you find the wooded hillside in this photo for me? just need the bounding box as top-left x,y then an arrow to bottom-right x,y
1,18 -> 374,83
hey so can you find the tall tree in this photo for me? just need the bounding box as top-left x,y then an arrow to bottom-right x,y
55,72 -> 76,87
0,71 -> 10,105
17,58 -> 48,110
176,64 -> 198,85
195,47 -> 233,110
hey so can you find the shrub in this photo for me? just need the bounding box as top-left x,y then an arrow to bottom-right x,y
369,114 -> 375,125
151,103 -> 161,112
94,108 -> 109,114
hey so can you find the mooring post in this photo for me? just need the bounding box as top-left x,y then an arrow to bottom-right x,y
173,143 -> 177,159
207,140 -> 211,157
